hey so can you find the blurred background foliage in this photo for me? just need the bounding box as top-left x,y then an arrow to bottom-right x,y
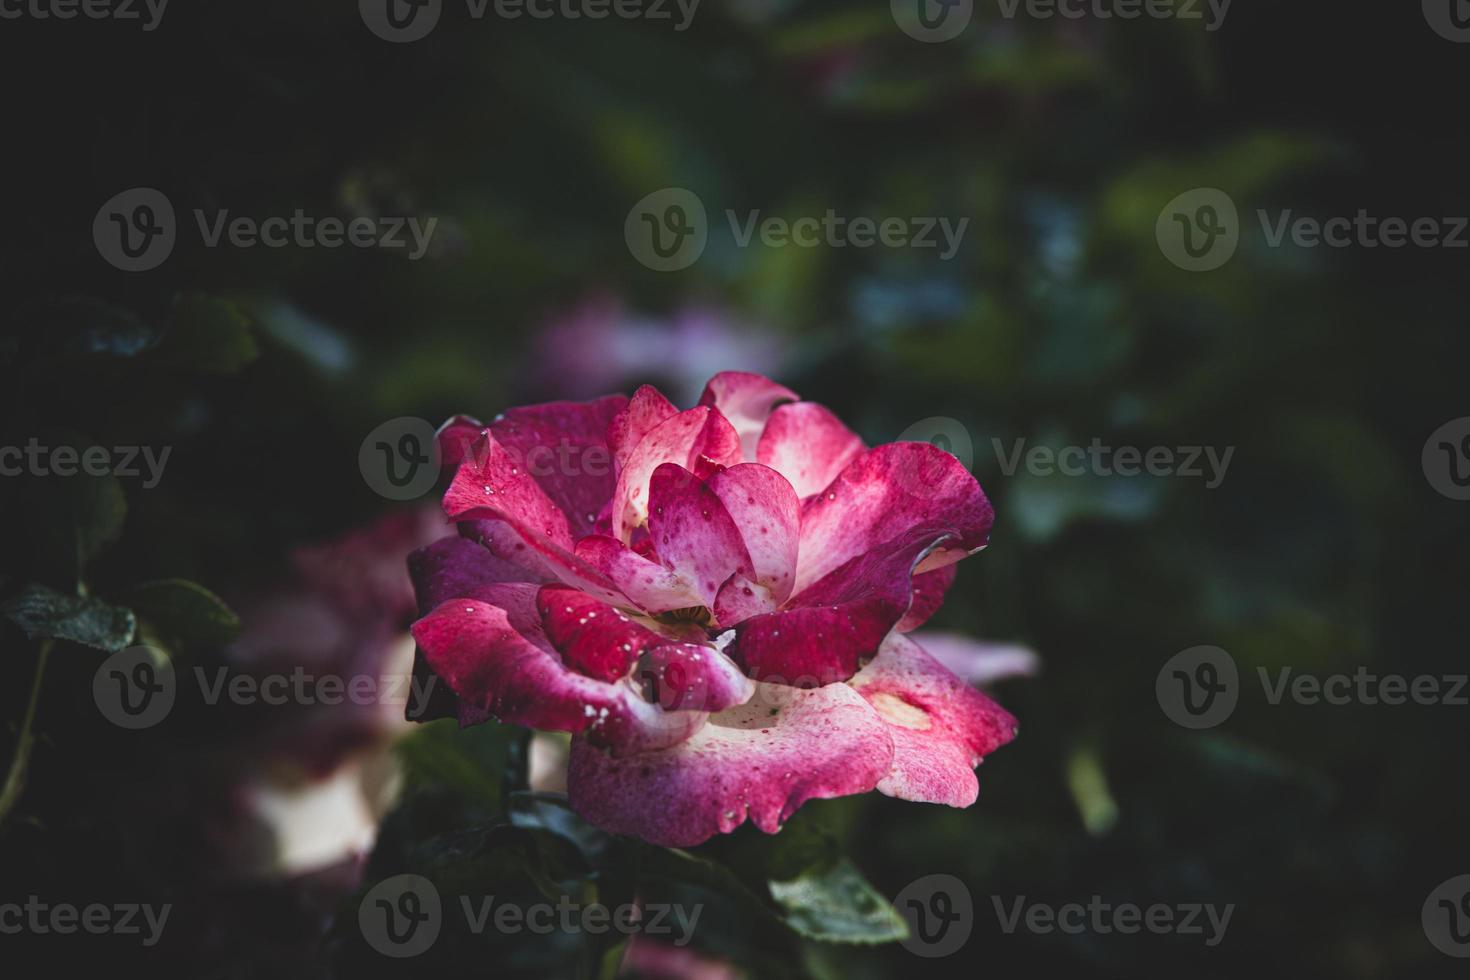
2,0 -> 1469,977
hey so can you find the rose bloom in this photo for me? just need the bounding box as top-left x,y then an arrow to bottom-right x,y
410,372 -> 1018,847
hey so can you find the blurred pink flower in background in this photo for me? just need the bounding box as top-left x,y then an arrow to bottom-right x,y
535,296 -> 788,404
218,508 -> 447,879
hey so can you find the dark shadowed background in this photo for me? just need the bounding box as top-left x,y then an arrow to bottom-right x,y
2,1 -> 1469,977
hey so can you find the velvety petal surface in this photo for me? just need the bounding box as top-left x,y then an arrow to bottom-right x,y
848,633 -> 1018,807
793,442 -> 994,595
755,402 -> 865,499
698,371 -> 798,460
567,681 -> 893,847
487,395 -> 627,539
411,583 -> 700,755
647,463 -> 753,610
610,406 -> 742,541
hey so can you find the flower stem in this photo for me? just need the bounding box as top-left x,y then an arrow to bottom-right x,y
0,639 -> 53,827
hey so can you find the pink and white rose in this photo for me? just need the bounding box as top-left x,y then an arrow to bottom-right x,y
410,372 -> 1018,847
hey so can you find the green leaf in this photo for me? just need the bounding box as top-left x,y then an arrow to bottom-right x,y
1,584 -> 136,652
768,858 -> 907,945
396,718 -> 519,812
155,294 -> 258,374
117,578 -> 241,651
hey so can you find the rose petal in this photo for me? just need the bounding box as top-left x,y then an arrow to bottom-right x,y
411,585 -> 700,755
698,371 -> 798,460
611,406 -> 741,541
706,463 -> 800,606
538,585 -> 656,683
574,534 -> 705,614
726,537 -> 933,685
567,681 -> 893,847
647,463 -> 753,611
408,535 -> 538,615
848,632 -> 1018,807
436,414 -> 485,468
906,630 -> 1041,686
895,563 -> 957,632
755,402 -> 865,499
487,395 -> 626,539
794,442 -> 994,595
606,384 -> 679,470
636,640 -> 755,714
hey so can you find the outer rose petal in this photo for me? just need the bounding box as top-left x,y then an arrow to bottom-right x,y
611,406 -> 742,541
794,442 -> 994,595
606,384 -> 679,470
755,402 -> 865,499
408,535 -> 537,615
487,394 -> 627,539
848,633 -> 1018,807
410,586 -> 701,755
698,371 -> 799,460
436,414 -> 485,468
906,630 -> 1041,686
647,463 -> 753,610
446,437 -> 630,606
895,563 -> 957,632
568,682 -> 893,847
